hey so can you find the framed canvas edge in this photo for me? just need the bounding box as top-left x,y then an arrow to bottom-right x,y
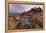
5,0 -> 45,32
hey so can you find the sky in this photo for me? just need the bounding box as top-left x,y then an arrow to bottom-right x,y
9,4 -> 43,14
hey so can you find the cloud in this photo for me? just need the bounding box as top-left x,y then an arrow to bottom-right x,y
9,4 -> 43,14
